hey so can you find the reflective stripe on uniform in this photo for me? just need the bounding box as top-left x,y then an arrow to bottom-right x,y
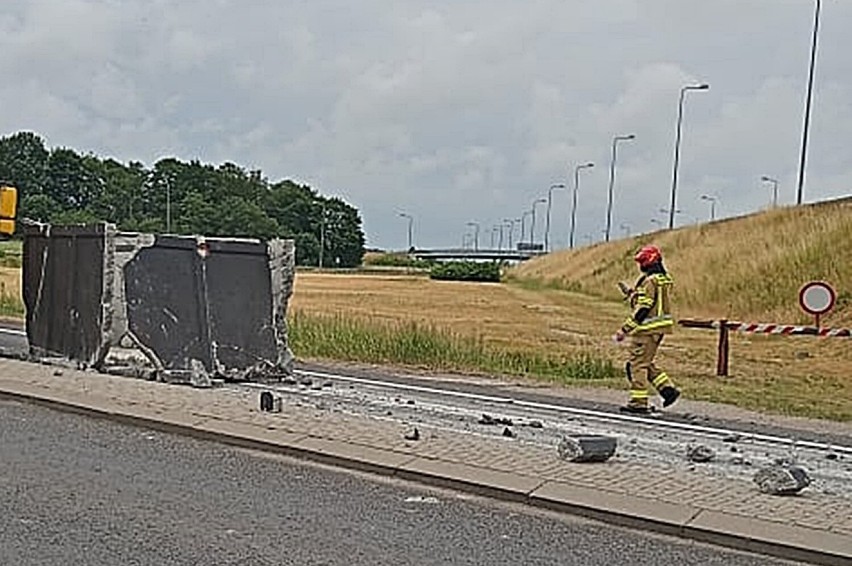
652,372 -> 671,388
629,389 -> 650,400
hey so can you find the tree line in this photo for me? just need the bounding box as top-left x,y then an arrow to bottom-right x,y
0,131 -> 365,267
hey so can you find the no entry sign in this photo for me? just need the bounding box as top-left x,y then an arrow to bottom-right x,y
799,281 -> 835,327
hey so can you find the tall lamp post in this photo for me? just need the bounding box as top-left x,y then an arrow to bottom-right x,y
466,221 -> 480,250
398,212 -> 413,250
503,218 -> 519,250
797,0 -> 822,205
319,203 -> 326,268
530,198 -> 547,247
544,183 -> 565,252
520,211 -> 533,246
570,162 -> 594,249
762,175 -> 780,208
605,134 -> 635,242
669,83 -> 709,229
700,195 -> 718,221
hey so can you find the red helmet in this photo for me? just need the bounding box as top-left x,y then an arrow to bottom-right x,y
634,245 -> 662,267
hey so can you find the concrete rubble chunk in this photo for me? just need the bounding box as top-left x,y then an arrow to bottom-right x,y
753,464 -> 811,495
686,444 -> 716,463
558,435 -> 617,463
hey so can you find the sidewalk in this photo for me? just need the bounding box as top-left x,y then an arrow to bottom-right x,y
0,357 -> 850,565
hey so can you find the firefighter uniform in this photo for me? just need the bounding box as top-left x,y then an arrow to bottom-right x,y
618,246 -> 681,413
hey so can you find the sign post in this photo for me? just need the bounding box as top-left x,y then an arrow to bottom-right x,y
799,281 -> 835,328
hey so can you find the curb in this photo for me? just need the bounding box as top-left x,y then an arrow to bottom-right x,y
1,386 -> 849,566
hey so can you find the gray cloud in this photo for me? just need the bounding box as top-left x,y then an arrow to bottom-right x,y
1,0 -> 849,249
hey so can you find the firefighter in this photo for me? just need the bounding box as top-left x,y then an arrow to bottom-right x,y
613,244 -> 681,413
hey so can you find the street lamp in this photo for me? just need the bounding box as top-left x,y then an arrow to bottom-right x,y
319,203 -> 326,268
669,83 -> 710,229
398,213 -> 414,250
494,223 -> 504,250
503,218 -> 519,250
700,195 -> 718,221
544,183 -> 566,252
520,211 -> 532,245
530,198 -> 547,247
605,134 -> 635,242
797,0 -> 822,206
165,177 -> 172,233
570,162 -> 595,249
466,221 -> 480,250
762,176 -> 779,208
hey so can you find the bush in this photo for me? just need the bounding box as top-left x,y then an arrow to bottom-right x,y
430,261 -> 501,282
364,252 -> 433,269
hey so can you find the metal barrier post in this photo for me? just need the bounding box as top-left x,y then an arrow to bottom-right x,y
717,319 -> 729,377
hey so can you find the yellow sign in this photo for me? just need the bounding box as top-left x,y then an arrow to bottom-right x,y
0,185 -> 18,235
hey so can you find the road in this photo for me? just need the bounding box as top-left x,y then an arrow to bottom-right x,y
0,399 -> 807,566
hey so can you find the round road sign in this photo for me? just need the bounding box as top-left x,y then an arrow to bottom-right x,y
799,281 -> 835,316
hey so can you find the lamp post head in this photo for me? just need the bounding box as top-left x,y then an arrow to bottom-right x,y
697,83 -> 710,90
617,134 -> 636,141
550,183 -> 566,189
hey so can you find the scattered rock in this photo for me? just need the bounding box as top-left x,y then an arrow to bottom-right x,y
794,351 -> 811,360
53,370 -> 63,377
299,378 -> 313,386
385,411 -> 393,416
478,414 -> 513,426
687,445 -> 715,463
281,377 -> 298,386
723,434 -> 742,443
730,446 -> 739,453
404,428 -> 420,441
407,400 -> 416,405
774,456 -> 797,467
525,420 -> 544,429
322,381 -> 333,388
754,464 -> 811,495
558,435 -> 617,463
825,452 -> 839,461
502,427 -> 515,438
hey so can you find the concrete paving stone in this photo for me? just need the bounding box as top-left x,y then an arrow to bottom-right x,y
292,437 -> 418,475
398,457 -> 543,501
530,480 -> 700,536
687,510 -> 852,566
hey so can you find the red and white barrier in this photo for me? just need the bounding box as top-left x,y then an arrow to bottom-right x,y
705,320 -> 851,338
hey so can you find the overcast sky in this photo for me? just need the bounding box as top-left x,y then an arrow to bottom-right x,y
1,0 -> 850,249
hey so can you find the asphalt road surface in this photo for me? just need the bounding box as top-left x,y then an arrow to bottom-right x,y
0,399 -> 807,566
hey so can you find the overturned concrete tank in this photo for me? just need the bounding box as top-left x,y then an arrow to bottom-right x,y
22,222 -> 295,386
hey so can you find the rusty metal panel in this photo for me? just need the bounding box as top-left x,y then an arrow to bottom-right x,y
22,223 -> 110,365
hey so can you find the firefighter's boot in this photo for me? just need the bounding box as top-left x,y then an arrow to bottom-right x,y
660,386 -> 681,408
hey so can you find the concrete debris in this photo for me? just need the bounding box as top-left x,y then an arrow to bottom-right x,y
524,420 -> 544,429
826,452 -> 839,461
404,428 -> 420,441
753,464 -> 811,495
558,435 -> 617,463
502,427 -> 515,438
686,445 -> 716,463
479,414 -> 513,426
259,391 -> 282,413
723,434 -> 743,443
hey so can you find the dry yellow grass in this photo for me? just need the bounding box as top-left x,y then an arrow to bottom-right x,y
510,198 -> 852,325
292,270 -> 852,420
0,266 -> 21,298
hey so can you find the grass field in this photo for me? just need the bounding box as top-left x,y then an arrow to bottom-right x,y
290,270 -> 852,421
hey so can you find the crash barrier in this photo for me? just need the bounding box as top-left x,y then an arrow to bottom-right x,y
22,222 -> 295,387
678,318 -> 851,377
